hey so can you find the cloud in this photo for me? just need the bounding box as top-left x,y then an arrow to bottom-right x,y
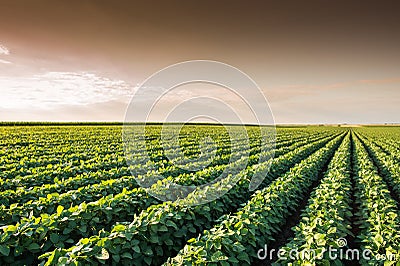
0,100 -> 128,122
0,71 -> 136,109
1,71 -> 399,123
0,44 -> 10,55
0,43 -> 12,64
0,59 -> 12,64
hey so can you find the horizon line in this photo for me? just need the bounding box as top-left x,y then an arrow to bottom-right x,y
1,121 -> 400,127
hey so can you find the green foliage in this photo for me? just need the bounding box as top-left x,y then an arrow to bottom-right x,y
5,125 -> 398,265
278,134 -> 353,264
166,134 -> 345,265
350,134 -> 400,265
41,131 -> 344,265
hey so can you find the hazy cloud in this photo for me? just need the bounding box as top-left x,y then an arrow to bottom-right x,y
1,71 -> 399,123
0,72 -> 135,109
0,100 -> 128,122
0,44 -> 10,55
0,59 -> 11,64
0,43 -> 11,64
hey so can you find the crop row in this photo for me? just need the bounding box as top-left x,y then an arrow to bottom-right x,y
0,132 -> 312,263
0,126 -> 329,173
0,130 -> 333,224
164,133 -> 344,265
277,133 -> 353,264
0,133 -> 337,265
0,140 -> 254,222
0,131 -> 311,221
0,138 -> 243,207
37,133 -> 345,265
2,125 -> 263,188
355,133 -> 400,199
350,134 -> 400,265
0,135 -> 243,190
2,125 -> 306,206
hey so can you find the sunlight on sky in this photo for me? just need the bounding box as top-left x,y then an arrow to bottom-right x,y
0,43 -> 11,64
0,39 -> 399,123
0,1 -> 399,123
0,72 -> 134,109
0,59 -> 11,64
138,83 -> 261,124
0,44 -> 10,55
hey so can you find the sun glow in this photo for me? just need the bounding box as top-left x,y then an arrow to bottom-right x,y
0,72 -> 134,109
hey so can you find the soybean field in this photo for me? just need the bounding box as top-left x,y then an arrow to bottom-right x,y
0,125 -> 399,265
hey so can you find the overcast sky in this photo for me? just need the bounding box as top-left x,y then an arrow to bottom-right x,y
0,0 -> 399,124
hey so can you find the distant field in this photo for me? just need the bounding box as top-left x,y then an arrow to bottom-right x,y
0,125 -> 399,265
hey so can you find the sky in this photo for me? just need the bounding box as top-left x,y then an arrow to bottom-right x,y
0,0 -> 399,124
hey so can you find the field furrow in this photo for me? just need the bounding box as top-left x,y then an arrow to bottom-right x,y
164,133 -> 344,265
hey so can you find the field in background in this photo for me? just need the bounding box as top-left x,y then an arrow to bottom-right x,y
0,125 -> 399,265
